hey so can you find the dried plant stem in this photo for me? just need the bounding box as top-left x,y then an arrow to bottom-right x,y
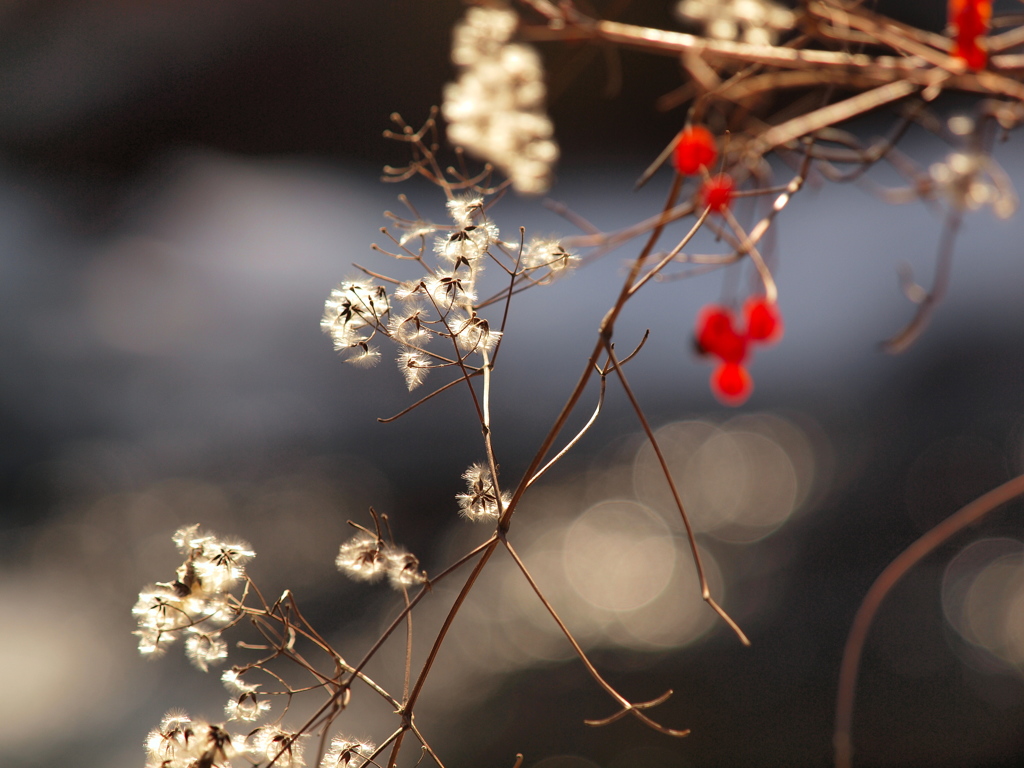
502,175 -> 683,532
881,209 -> 962,353
503,538 -> 691,736
526,372 -> 606,489
603,343 -> 750,646
378,372 -> 482,423
402,537 -> 500,724
628,206 -> 711,296
834,473 -> 1024,768
750,81 -> 921,157
720,206 -> 778,303
347,535 -> 498,683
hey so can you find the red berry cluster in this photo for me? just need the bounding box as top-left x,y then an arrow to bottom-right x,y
673,126 -> 735,215
694,297 -> 783,406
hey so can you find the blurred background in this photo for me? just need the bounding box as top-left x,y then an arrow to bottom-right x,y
3,1 -> 1024,767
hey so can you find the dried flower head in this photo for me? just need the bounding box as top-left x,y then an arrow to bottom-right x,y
424,271 -> 478,309
225,689 -> 272,722
397,349 -> 432,391
521,237 -> 578,276
336,531 -> 389,582
253,725 -> 307,768
676,0 -> 796,45
321,737 -> 377,768
145,712 -> 242,768
433,221 -> 498,268
457,462 -> 511,522
446,195 -> 485,227
930,150 -> 1017,218
443,5 -> 559,194
185,630 -> 228,672
222,668 -> 260,694
386,548 -> 427,589
322,280 -> 390,363
451,311 -> 502,354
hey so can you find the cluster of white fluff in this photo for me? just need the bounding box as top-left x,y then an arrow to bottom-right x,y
676,0 -> 795,45
133,525 -> 254,671
335,529 -> 427,589
442,5 -> 559,194
457,462 -> 513,522
930,150 -> 1017,219
321,280 -> 390,367
144,711 -> 245,768
146,709 -> 372,768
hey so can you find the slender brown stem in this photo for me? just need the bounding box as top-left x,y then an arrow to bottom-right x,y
834,473 -> 1024,768
602,343 -> 750,646
503,538 -> 689,736
500,173 -> 684,533
881,209 -> 962,354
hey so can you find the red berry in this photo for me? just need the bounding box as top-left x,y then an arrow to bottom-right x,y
950,0 -> 991,71
673,126 -> 717,176
744,297 -> 783,344
711,362 -> 752,406
701,173 -> 734,214
695,305 -> 748,363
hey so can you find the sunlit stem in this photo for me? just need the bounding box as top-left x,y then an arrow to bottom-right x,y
603,342 -> 750,646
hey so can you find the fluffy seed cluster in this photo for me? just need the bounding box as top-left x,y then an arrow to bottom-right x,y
145,711 -> 245,768
321,194 -> 504,392
521,236 -> 579,278
442,5 -> 559,194
676,0 -> 796,45
323,173 -> 582,391
252,725 -> 308,768
336,530 -> 427,589
145,709 -> 371,768
133,525 -> 254,670
457,462 -> 512,522
321,280 -> 391,367
222,669 -> 272,723
392,195 -> 502,390
930,149 -> 1016,218
321,737 -> 377,768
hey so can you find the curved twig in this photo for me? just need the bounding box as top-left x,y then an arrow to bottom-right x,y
834,473 -> 1024,768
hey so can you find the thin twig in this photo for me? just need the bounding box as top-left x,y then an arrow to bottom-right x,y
602,343 -> 750,646
834,473 -> 1024,768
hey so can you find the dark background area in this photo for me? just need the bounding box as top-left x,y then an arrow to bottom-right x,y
2,2 -> 1024,768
